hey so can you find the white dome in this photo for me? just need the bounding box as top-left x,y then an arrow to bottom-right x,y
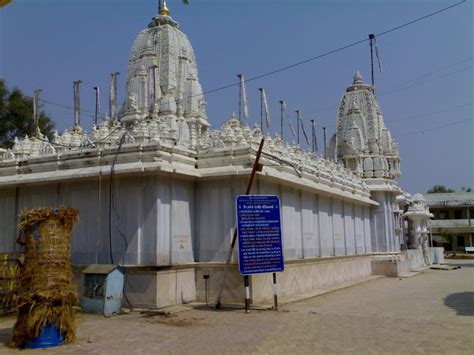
121,12 -> 209,147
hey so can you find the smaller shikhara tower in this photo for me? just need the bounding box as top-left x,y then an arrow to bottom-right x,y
120,3 -> 209,148
329,71 -> 402,252
329,70 -> 401,180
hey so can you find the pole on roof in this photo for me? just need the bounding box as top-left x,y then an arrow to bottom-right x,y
369,34 -> 375,88
33,89 -> 42,131
109,72 -> 120,122
93,86 -> 101,126
73,80 -> 82,128
323,127 -> 327,158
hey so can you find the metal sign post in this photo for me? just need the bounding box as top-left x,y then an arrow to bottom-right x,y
236,195 -> 284,313
272,272 -> 278,311
214,138 -> 265,309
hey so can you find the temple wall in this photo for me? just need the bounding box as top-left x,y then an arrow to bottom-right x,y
194,255 -> 373,306
195,177 -> 244,262
194,176 -> 373,263
319,195 -> 333,256
0,174 -> 196,267
370,191 -> 399,253
344,202 -> 355,255
0,174 -> 374,265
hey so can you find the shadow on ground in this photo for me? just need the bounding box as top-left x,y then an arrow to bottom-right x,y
188,305 -> 249,313
444,292 -> 474,316
449,263 -> 474,268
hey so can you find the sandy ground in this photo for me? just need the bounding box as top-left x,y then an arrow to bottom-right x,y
0,259 -> 473,354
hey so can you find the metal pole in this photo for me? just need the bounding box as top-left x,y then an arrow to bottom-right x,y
239,74 -> 242,123
33,89 -> 41,130
279,100 -> 284,139
73,80 -> 82,127
109,72 -> 120,121
215,138 -> 265,309
259,88 -> 263,133
323,127 -> 327,158
310,119 -> 315,153
94,86 -> 100,126
244,275 -> 250,313
272,272 -> 278,311
369,34 -> 375,87
204,275 -> 210,306
314,118 -> 318,153
33,90 -> 37,128
296,110 -> 300,145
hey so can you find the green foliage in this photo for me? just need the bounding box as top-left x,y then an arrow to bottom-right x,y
427,185 -> 473,194
427,185 -> 455,194
0,80 -> 55,148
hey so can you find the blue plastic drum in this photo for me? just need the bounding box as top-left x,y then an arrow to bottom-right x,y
25,324 -> 64,349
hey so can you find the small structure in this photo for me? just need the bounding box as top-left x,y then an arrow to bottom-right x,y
82,265 -> 124,317
404,194 -> 433,266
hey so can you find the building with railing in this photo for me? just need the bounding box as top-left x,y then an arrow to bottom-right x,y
424,193 -> 474,251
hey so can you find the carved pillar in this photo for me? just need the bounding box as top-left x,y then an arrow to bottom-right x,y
404,194 -> 432,266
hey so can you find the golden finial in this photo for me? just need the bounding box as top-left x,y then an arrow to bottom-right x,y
160,0 -> 170,16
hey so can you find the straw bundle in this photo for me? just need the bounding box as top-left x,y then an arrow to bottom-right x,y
9,207 -> 79,348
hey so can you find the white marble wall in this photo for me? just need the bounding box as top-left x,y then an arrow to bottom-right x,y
195,176 -> 373,263
0,174 -> 374,265
332,199 -> 345,256
370,190 -> 399,253
0,174 -> 195,267
344,202 -> 355,255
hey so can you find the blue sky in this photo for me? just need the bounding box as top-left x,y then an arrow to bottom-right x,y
1,0 -> 472,194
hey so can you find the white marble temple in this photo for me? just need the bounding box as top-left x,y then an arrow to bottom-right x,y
0,5 -> 432,308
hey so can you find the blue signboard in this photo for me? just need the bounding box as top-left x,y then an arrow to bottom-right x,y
236,195 -> 284,275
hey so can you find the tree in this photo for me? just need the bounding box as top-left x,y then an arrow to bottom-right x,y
0,80 -> 55,148
461,187 -> 472,192
427,185 -> 455,194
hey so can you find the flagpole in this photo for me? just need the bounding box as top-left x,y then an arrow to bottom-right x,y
296,110 -> 300,145
73,80 -> 82,128
238,74 -> 242,123
93,86 -> 100,126
314,117 -> 318,153
260,88 -> 263,132
33,89 -> 41,131
279,100 -> 284,140
323,127 -> 327,158
369,34 -> 375,88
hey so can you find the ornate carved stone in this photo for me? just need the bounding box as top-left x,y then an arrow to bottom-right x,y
330,70 -> 401,184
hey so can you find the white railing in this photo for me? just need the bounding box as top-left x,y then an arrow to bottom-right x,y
430,219 -> 472,227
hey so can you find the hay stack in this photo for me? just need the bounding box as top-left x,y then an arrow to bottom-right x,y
9,207 -> 79,348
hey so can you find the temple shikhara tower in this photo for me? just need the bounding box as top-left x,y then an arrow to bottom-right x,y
331,70 -> 401,180
121,5 -> 209,148
329,70 -> 402,253
0,4 -> 439,309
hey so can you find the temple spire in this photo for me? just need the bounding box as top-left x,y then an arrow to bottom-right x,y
161,0 -> 170,16
353,70 -> 364,84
